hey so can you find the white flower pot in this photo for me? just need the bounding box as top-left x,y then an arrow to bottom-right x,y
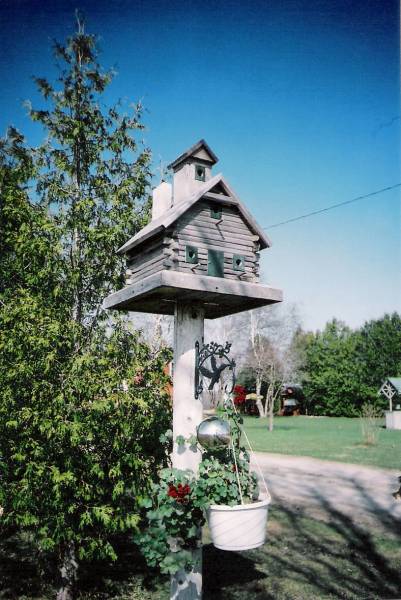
207,495 -> 270,551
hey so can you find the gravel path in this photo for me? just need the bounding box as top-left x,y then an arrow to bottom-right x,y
251,452 -> 401,531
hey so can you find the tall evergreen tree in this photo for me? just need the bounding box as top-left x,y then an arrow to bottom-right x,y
301,320 -> 363,416
356,313 -> 401,396
300,314 -> 401,416
0,17 -> 171,599
28,14 -> 151,331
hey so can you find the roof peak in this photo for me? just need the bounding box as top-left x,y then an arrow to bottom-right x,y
167,139 -> 219,171
117,173 -> 272,254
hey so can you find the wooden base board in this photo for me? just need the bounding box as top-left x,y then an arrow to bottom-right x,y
104,270 -> 282,319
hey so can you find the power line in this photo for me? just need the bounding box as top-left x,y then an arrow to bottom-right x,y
263,183 -> 401,230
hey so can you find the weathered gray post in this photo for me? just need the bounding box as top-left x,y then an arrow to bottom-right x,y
104,139 -> 282,600
170,304 -> 204,598
172,304 -> 204,472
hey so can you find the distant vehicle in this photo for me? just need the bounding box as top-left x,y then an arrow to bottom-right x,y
280,384 -> 303,416
281,398 -> 299,416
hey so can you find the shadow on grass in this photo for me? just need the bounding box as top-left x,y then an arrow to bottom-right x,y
265,501 -> 401,599
202,475 -> 401,600
203,501 -> 401,599
2,486 -> 401,599
278,484 -> 401,599
0,533 -> 168,600
203,544 -> 268,599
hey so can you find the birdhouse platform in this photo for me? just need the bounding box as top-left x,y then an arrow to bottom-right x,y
104,139 -> 282,318
104,269 -> 282,319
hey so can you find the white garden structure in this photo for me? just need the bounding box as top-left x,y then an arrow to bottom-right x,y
379,378 -> 401,430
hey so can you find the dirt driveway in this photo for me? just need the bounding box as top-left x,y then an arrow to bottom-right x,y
251,452 -> 401,532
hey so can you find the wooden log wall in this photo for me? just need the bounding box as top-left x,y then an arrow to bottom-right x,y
124,200 -> 261,285
125,234 -> 175,284
174,201 -> 260,282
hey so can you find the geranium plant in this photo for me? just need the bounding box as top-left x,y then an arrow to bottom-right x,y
135,468 -> 205,575
136,399 -> 260,574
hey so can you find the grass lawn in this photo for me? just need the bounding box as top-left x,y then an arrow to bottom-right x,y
2,505 -> 401,600
242,415 -> 401,469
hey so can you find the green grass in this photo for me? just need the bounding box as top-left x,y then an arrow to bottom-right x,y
242,415 -> 401,469
2,506 -> 401,600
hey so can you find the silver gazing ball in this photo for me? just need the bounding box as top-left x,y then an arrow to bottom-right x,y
197,417 -> 231,449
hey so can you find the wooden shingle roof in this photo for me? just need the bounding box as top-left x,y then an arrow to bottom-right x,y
387,378 -> 401,393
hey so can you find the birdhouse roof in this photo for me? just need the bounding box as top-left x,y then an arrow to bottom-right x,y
385,378 -> 401,393
118,173 -> 272,254
167,139 -> 219,170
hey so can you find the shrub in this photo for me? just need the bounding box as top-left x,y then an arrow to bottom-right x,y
360,403 -> 382,446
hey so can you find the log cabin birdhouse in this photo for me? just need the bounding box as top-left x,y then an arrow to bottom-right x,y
104,140 -> 282,318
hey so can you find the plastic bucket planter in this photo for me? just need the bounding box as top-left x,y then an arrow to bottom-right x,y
207,495 -> 270,551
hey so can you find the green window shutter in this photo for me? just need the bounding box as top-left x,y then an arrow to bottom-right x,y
186,245 -> 198,264
195,164 -> 206,181
208,249 -> 224,278
233,254 -> 245,272
210,205 -> 222,220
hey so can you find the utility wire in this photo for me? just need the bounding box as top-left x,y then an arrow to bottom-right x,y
263,183 -> 401,230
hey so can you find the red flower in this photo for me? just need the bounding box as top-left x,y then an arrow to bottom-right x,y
167,483 -> 191,503
168,485 -> 178,498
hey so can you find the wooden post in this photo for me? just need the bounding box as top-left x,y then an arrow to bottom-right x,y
381,382 -> 396,412
170,302 -> 204,600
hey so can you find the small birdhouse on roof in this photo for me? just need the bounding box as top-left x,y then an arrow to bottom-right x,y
104,139 -> 282,319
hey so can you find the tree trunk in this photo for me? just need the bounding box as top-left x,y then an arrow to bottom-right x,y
264,382 -> 275,430
268,392 -> 274,432
255,378 -> 266,418
57,542 -> 78,600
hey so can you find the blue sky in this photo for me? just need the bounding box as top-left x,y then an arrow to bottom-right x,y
1,0 -> 400,330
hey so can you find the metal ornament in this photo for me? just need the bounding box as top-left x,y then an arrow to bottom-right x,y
195,340 -> 236,399
197,416 -> 231,449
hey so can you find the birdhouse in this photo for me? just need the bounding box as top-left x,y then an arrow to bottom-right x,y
104,139 -> 282,318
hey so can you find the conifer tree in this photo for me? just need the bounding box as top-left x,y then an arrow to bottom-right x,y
0,16 -> 171,599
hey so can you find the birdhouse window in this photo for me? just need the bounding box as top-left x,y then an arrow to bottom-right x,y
195,164 -> 206,181
233,254 -> 245,272
186,245 -> 198,264
208,249 -> 224,278
210,206 -> 222,220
